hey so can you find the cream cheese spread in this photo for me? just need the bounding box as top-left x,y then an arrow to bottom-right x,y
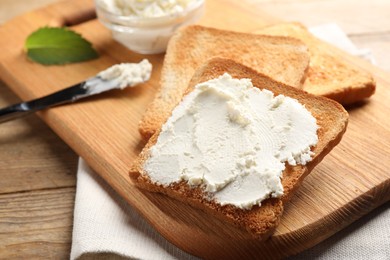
143,73 -> 318,210
96,0 -> 204,54
98,59 -> 152,89
99,0 -> 197,17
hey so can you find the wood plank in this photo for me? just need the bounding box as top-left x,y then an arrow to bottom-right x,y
0,0 -> 389,258
0,0 -> 60,24
0,81 -> 78,194
0,1 -> 76,258
0,188 -> 75,259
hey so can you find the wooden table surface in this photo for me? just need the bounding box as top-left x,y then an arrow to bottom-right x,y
0,0 -> 389,259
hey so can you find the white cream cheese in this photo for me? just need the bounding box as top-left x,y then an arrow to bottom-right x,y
98,59 -> 152,88
99,0 -> 197,17
84,59 -> 152,95
96,0 -> 204,54
143,73 -> 318,210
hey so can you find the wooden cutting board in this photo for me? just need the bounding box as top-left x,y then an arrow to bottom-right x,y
0,0 -> 389,258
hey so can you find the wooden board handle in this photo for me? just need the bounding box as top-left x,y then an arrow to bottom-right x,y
61,7 -> 96,26
34,0 -> 96,27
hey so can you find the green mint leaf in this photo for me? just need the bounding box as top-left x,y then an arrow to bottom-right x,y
25,27 -> 99,65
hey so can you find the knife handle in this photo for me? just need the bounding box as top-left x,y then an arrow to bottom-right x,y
0,103 -> 35,123
0,81 -> 88,124
0,76 -> 124,124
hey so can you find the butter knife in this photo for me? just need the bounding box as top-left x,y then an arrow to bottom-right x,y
0,60 -> 152,124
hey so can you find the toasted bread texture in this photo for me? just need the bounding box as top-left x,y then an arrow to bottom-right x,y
257,22 -> 376,104
139,25 -> 310,139
131,58 -> 349,239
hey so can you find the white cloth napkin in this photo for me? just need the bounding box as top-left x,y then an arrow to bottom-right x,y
70,159 -> 196,260
70,24 -> 389,260
308,23 -> 377,64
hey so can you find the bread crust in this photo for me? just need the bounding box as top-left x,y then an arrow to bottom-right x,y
257,22 -> 376,105
130,58 -> 349,239
139,25 -> 311,140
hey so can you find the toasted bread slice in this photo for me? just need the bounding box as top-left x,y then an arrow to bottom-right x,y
139,25 -> 310,139
256,22 -> 376,104
131,58 -> 349,239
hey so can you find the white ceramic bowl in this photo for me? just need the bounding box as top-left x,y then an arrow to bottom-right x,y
95,0 -> 205,54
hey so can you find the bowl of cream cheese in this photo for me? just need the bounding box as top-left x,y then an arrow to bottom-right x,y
95,0 -> 205,54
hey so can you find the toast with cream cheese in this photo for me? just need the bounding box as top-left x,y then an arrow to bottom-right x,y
131,58 -> 349,239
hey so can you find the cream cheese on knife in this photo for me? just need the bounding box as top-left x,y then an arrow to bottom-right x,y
86,59 -> 152,95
